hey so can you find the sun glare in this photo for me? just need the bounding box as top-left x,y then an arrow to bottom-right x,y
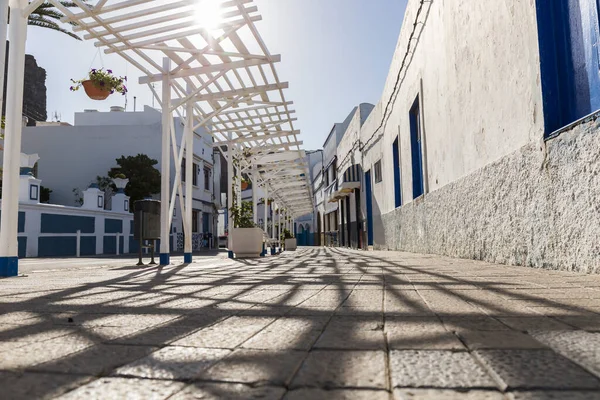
195,0 -> 223,30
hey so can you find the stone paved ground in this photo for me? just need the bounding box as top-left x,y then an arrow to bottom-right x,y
2,247 -> 600,399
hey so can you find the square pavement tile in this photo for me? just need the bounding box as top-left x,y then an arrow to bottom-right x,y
169,383 -> 286,400
474,349 -> 600,390
495,317 -> 574,332
327,315 -> 384,331
242,317 -> 328,351
31,344 -> 157,376
387,330 -> 465,350
114,346 -> 230,380
0,371 -> 95,400
456,331 -> 547,350
201,349 -> 306,386
170,316 -> 275,349
290,350 -> 387,389
530,330 -> 600,377
55,377 -> 185,400
390,350 -> 496,389
393,389 -> 507,399
509,391 -> 600,400
285,388 -> 390,400
0,333 -> 94,370
0,324 -> 75,342
314,329 -> 386,350
441,317 -> 510,331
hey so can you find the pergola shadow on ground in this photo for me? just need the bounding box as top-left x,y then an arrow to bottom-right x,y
2,247 -> 600,399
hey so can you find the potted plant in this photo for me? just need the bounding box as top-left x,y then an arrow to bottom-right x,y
112,174 -> 129,193
241,177 -> 250,191
281,229 -> 297,251
229,200 -> 263,257
70,68 -> 128,100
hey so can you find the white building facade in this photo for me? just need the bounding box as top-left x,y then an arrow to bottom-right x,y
17,106 -> 220,255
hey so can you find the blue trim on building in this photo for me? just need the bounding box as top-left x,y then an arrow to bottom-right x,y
105,219 -> 123,234
393,136 -> 402,208
536,0 -> 600,135
365,170 -> 374,246
0,257 -> 18,277
160,253 -> 170,265
184,253 -> 192,263
41,214 -> 94,234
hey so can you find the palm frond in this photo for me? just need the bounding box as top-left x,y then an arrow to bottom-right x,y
25,0 -> 90,40
27,17 -> 83,41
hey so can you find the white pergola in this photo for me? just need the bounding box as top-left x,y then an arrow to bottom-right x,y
0,0 -> 313,273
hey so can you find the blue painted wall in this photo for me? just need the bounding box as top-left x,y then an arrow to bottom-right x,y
0,211 -> 26,232
41,214 -> 95,234
104,236 -> 125,254
129,237 -> 139,253
536,0 -> 600,134
105,219 -> 123,234
18,237 -> 26,258
38,236 -> 96,257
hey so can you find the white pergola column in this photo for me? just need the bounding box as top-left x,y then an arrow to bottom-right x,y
227,136 -> 234,257
263,186 -> 268,233
252,170 -> 258,226
271,201 -> 276,243
0,0 -> 27,277
159,57 -> 172,266
0,0 -> 8,119
183,86 -> 193,264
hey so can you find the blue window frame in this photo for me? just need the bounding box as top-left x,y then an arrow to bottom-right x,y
536,0 -> 600,135
29,184 -> 38,201
393,136 -> 402,208
409,96 -> 424,199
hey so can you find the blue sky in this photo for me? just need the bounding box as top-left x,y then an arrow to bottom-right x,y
24,0 -> 406,150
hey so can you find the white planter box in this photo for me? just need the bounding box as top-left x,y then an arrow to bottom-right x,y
231,227 -> 263,258
285,238 -> 297,251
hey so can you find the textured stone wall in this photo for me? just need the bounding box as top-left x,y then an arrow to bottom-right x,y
378,116 -> 600,274
2,42 -> 47,126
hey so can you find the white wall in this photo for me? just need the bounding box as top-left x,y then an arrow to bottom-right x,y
360,0 -> 544,217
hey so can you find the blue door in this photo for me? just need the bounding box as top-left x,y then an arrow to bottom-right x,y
393,136 -> 402,208
410,97 -> 424,199
365,170 -> 374,246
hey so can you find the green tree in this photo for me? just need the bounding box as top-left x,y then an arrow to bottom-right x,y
109,154 -> 161,211
40,186 -> 51,203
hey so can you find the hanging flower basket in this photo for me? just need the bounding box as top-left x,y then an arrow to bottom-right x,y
82,80 -> 110,100
241,181 -> 249,191
70,68 -> 128,101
